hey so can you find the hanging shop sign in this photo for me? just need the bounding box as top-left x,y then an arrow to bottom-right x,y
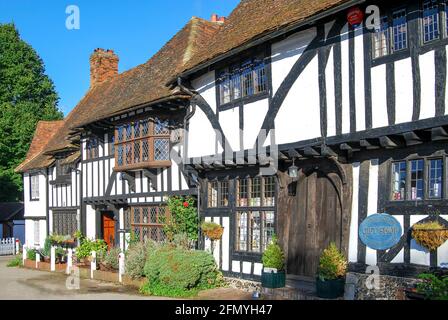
359,213 -> 402,250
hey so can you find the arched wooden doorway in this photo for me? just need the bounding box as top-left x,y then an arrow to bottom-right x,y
277,158 -> 352,279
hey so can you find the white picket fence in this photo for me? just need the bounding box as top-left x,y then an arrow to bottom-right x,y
0,238 -> 16,256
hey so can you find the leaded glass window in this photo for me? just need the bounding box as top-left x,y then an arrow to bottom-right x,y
236,177 -> 276,208
218,56 -> 268,105
52,210 -> 78,237
236,211 -> 275,253
114,117 -> 171,169
130,206 -> 168,242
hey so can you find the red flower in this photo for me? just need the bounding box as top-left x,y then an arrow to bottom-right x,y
183,201 -> 189,208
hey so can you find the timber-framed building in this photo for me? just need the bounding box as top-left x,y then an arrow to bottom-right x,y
17,0 -> 448,286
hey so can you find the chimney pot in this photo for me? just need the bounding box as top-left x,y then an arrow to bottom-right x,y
89,48 -> 119,88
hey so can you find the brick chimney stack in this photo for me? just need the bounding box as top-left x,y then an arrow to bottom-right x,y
210,13 -> 226,24
89,48 -> 119,88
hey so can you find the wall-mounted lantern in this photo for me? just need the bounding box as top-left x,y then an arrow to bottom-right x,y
288,157 -> 298,178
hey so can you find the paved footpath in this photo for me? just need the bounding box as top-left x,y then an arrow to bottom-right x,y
0,256 -> 251,300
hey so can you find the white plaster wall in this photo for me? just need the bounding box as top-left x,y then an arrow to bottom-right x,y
187,107 -> 216,158
354,24 -> 366,132
275,55 -> 321,144
220,108 -> 240,151
222,217 -> 230,271
371,64 -> 388,128
271,28 -> 317,94
192,71 -> 217,113
23,172 -> 46,218
394,58 -> 414,124
365,159 -> 379,266
340,23 -> 351,134
243,99 -> 269,150
326,47 -> 336,137
86,205 -> 96,240
348,162 -> 360,263
420,51 -> 435,120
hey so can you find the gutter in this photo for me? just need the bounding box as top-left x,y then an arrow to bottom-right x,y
170,0 -> 365,84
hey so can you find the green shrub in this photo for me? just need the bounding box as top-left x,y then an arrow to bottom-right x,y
317,242 -> 347,281
7,255 -> 22,267
142,245 -> 222,297
262,236 -> 285,270
103,247 -> 121,270
27,249 -> 37,261
417,273 -> 448,300
125,241 -> 158,279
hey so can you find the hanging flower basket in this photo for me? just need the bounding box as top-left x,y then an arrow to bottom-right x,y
201,222 -> 224,241
411,221 -> 448,251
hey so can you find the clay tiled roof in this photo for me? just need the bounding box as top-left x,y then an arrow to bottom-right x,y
178,0 -> 352,77
41,17 -> 221,155
19,17 -> 222,170
15,120 -> 64,173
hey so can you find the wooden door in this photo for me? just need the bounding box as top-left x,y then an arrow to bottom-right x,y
102,213 -> 115,250
287,170 -> 342,278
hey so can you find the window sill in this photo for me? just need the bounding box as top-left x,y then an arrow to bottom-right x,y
219,92 -> 269,111
30,198 -> 40,202
113,160 -> 172,172
419,38 -> 448,54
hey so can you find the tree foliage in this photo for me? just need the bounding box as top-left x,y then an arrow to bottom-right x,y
0,23 -> 63,201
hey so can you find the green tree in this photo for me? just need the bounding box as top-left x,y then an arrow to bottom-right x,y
0,23 -> 63,201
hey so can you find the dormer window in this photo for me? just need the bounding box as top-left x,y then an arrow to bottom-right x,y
114,117 -> 171,171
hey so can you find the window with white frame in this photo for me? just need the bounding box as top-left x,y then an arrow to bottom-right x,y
30,174 -> 39,200
373,9 -> 408,59
420,0 -> 448,43
391,158 -> 445,201
423,0 -> 440,42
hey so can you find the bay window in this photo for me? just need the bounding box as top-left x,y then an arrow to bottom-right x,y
115,117 -> 170,170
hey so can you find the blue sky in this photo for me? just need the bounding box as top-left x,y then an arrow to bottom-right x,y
0,0 -> 239,115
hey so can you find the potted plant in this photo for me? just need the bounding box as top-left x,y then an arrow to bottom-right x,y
201,221 -> 224,255
316,242 -> 347,299
412,221 -> 448,251
261,236 -> 286,288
